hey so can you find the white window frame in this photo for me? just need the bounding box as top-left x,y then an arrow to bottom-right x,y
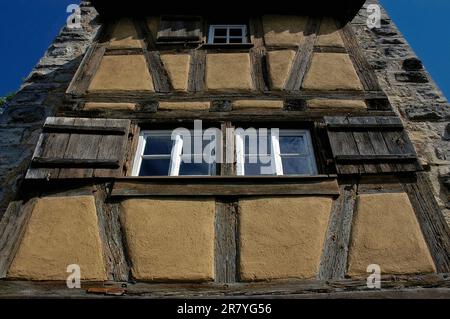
132,130 -> 217,177
208,24 -> 248,44
235,129 -> 318,176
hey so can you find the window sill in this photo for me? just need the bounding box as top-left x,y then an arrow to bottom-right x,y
111,175 -> 339,197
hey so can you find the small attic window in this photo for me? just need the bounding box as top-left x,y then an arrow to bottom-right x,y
208,25 -> 248,44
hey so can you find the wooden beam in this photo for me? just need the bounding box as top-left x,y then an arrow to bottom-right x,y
93,185 -> 130,282
340,24 -> 381,91
31,158 -> 120,169
110,176 -> 340,197
284,17 -> 320,91
319,184 -> 356,280
215,200 -> 238,283
326,124 -> 404,131
335,154 -> 417,163
66,42 -> 107,96
187,49 -> 206,93
0,199 -> 37,278
249,16 -> 269,92
403,173 -> 450,273
75,89 -> 387,102
0,274 -> 449,298
144,51 -> 172,93
43,124 -> 126,135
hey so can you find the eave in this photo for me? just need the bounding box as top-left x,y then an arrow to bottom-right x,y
90,0 -> 367,21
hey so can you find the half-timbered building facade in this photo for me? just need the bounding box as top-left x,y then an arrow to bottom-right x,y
0,0 -> 449,297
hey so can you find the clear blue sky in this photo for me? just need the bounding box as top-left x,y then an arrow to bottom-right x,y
0,1 -> 449,99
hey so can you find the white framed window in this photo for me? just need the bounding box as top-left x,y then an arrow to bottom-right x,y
208,25 -> 248,44
235,129 -> 318,176
132,130 -> 217,176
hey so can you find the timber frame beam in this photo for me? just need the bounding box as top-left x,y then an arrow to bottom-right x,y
0,274 -> 450,298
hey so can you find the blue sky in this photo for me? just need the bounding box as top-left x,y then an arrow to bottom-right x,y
0,1 -> 449,99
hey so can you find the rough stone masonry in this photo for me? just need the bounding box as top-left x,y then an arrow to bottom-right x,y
352,0 -> 450,224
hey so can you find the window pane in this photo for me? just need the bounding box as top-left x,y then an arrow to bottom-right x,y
244,155 -> 274,176
229,37 -> 244,44
229,28 -> 243,37
139,158 -> 170,176
182,136 -> 217,156
213,37 -> 227,43
214,28 -> 227,36
244,134 -> 271,156
144,135 -> 173,155
281,156 -> 311,175
180,162 -> 215,176
279,135 -> 306,155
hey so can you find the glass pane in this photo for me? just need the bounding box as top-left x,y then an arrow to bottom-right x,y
180,161 -> 215,176
281,156 -> 311,175
229,28 -> 243,37
213,37 -> 227,43
214,28 -> 227,36
244,155 -> 274,176
139,158 -> 170,176
244,133 -> 271,156
279,135 -> 306,155
143,135 -> 173,155
182,136 -> 217,156
229,37 -> 244,44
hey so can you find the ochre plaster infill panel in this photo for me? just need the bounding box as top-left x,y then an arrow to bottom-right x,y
84,102 -> 137,110
160,54 -> 191,92
88,55 -> 155,92
266,50 -> 296,90
7,196 -> 107,281
120,198 -> 216,282
347,193 -> 436,277
232,100 -> 284,111
302,53 -> 363,91
307,99 -> 367,109
205,53 -> 253,92
158,101 -> 210,111
239,196 -> 333,281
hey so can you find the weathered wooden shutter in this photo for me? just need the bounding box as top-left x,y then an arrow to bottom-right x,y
325,116 -> 421,174
26,117 -> 131,179
157,16 -> 202,42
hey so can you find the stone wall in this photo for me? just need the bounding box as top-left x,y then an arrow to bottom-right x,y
352,0 -> 450,224
0,2 -> 100,217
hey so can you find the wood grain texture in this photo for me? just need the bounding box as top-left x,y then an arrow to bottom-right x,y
27,118 -> 131,179
187,49 -> 206,92
403,173 -> 450,273
144,50 -> 172,93
94,185 -> 130,282
340,24 -> 381,92
67,42 -> 107,96
284,17 -> 320,91
0,274 -> 449,298
319,184 -> 356,280
110,177 -> 340,197
215,200 -> 238,283
0,199 -> 37,278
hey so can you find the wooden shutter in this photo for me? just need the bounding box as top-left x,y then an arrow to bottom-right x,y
325,116 -> 421,174
26,117 -> 131,179
157,16 -> 202,42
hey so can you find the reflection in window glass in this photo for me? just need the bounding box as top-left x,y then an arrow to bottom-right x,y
208,25 -> 247,44
133,130 -> 218,177
236,129 -> 317,176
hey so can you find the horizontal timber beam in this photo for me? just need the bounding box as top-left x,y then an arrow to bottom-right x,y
0,274 -> 449,298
